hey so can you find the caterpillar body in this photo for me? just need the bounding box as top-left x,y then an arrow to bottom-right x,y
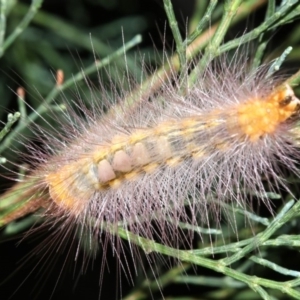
2,43 -> 300,300
11,55 -> 298,248
45,82 -> 300,223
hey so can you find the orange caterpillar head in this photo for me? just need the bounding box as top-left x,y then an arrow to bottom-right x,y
237,84 -> 300,141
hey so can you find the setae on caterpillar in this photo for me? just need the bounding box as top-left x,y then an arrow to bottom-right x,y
2,49 -> 300,299
25,67 -> 300,232
2,1 -> 300,299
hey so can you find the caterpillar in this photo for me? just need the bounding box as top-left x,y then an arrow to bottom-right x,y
2,1 -> 300,299
38,72 -> 300,230
2,51 -> 300,299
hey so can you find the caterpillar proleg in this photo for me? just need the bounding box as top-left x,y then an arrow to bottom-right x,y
2,1 -> 300,299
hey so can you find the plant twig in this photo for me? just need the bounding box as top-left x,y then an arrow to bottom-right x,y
0,0 -> 43,57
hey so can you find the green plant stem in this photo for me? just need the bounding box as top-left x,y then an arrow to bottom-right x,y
267,46 -> 293,77
221,200 -> 296,266
163,0 -> 186,74
252,0 -> 276,69
185,0 -> 218,46
115,200 -> 300,299
0,0 -> 7,56
174,275 -> 245,288
194,0 -> 243,75
116,231 -> 300,299
220,0 -> 300,55
0,112 -> 20,142
250,256 -> 300,277
0,0 -> 43,58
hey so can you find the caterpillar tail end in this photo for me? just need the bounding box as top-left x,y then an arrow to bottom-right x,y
0,179 -> 46,227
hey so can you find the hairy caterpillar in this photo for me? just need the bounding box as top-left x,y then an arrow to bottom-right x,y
2,1 -> 300,299
2,49 -> 300,299
34,71 -> 300,230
